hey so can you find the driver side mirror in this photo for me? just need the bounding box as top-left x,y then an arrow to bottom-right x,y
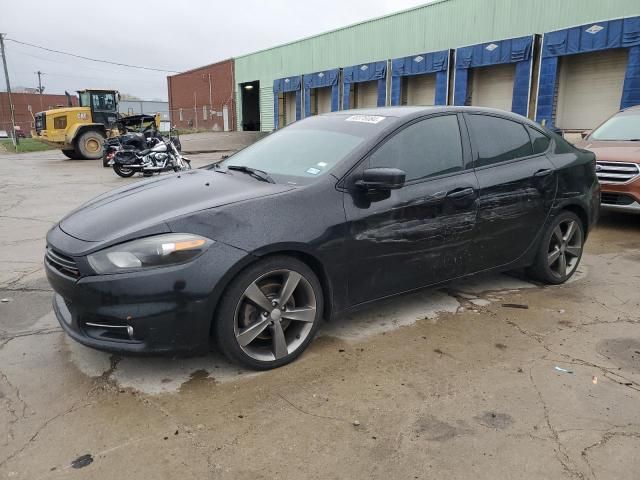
356,168 -> 406,191
581,130 -> 592,139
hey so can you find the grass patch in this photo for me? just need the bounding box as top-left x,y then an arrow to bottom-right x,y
0,138 -> 58,153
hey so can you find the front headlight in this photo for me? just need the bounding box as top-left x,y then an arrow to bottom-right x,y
88,233 -> 213,274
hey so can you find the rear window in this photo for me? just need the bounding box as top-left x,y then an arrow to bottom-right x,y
467,115 -> 533,167
527,126 -> 551,154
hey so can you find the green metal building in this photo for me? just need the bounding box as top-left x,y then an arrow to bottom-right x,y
233,0 -> 640,132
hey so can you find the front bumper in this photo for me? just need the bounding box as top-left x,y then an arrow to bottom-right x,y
46,236 -> 248,356
600,181 -> 640,214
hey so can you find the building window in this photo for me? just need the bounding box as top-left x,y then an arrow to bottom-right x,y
179,108 -> 183,121
54,116 -> 67,129
203,105 -> 208,120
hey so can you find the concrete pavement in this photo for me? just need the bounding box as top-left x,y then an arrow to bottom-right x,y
0,148 -> 639,479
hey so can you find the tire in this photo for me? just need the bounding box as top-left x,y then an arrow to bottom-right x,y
113,164 -> 136,178
526,211 -> 585,285
75,130 -> 105,160
214,255 -> 324,370
61,149 -> 80,160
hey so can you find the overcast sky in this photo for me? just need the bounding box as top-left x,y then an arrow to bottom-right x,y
1,0 -> 431,101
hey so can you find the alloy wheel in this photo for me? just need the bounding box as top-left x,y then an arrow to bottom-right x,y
234,270 -> 317,361
547,219 -> 583,279
233,269 -> 317,362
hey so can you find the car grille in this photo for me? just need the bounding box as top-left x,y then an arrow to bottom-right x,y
45,247 -> 81,278
600,193 -> 635,206
596,161 -> 640,184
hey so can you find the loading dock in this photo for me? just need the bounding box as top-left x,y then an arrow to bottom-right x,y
342,61 -> 387,110
273,76 -> 302,129
240,81 -> 260,131
303,69 -> 340,117
536,17 -> 640,131
454,36 -> 534,116
390,50 -> 449,106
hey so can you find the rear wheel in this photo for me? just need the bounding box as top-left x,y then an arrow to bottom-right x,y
113,164 -> 135,178
527,211 -> 584,284
214,256 -> 323,370
75,130 -> 105,160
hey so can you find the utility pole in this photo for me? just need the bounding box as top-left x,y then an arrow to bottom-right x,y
36,70 -> 44,111
0,33 -> 19,149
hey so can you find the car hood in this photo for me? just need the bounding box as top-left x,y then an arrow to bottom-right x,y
59,169 -> 294,243
577,139 -> 640,163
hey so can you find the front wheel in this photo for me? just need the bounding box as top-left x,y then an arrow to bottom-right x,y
526,211 -> 585,284
113,164 -> 136,178
214,256 -> 323,370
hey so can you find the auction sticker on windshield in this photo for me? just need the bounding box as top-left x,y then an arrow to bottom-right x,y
345,115 -> 386,124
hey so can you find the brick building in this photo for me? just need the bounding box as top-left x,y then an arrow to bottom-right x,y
0,92 -> 77,135
167,59 -> 235,131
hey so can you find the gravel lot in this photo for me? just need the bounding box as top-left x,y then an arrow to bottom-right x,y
1,148 -> 639,479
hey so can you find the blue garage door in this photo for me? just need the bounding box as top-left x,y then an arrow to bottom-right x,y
536,16 -> 640,129
273,76 -> 302,130
342,61 -> 387,109
454,36 -> 534,117
390,50 -> 449,106
303,69 -> 340,117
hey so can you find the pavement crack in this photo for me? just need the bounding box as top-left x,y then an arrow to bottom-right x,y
581,431 -> 640,480
0,328 -> 62,349
507,320 -> 640,393
0,401 -> 94,469
277,393 -> 345,423
528,368 -> 586,480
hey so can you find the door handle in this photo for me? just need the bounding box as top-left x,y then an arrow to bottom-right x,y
447,187 -> 475,199
423,191 -> 448,205
534,168 -> 553,178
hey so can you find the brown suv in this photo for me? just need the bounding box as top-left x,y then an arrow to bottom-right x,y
576,106 -> 640,214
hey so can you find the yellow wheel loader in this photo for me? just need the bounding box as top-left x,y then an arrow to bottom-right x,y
32,90 -> 122,160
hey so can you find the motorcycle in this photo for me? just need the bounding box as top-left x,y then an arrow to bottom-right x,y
109,129 -> 190,178
102,114 -> 170,167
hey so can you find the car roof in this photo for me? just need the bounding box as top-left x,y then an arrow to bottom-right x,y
324,105 -> 533,123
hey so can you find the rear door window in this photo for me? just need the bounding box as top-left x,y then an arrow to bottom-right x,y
467,114 -> 533,167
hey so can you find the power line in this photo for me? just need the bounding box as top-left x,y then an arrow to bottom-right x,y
5,38 -> 180,73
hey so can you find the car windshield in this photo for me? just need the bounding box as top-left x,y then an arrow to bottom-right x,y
219,114 -> 390,185
591,111 -> 640,141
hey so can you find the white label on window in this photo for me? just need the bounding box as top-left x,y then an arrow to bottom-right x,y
317,162 -> 328,167
485,43 -> 498,52
306,167 -> 321,175
586,24 -> 604,34
345,115 -> 386,124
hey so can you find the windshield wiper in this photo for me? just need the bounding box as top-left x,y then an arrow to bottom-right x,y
227,165 -> 275,183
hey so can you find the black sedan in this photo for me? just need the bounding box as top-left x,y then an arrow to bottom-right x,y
45,107 -> 599,370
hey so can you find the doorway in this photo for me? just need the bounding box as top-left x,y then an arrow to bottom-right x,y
241,81 -> 260,131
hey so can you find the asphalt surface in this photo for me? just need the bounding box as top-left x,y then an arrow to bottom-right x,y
0,146 -> 639,479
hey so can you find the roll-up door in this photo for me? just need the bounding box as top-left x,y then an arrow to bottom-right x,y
404,74 -> 436,105
316,87 -> 332,114
556,49 -> 628,130
471,63 -> 515,112
355,81 -> 378,108
284,91 -> 296,125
